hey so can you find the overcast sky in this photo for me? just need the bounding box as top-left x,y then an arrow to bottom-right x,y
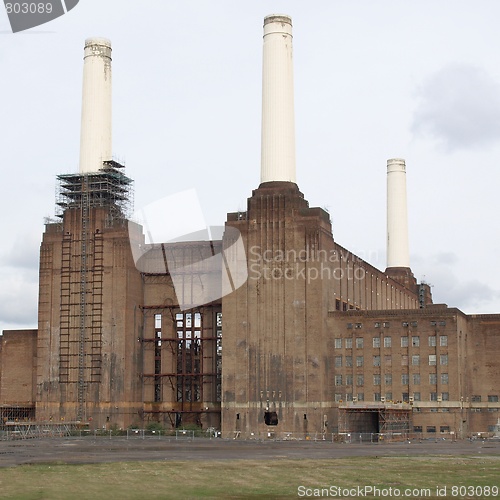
1,1 -> 500,333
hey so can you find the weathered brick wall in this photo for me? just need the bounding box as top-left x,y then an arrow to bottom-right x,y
0,330 -> 37,404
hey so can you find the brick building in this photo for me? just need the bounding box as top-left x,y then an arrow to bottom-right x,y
1,16 -> 499,438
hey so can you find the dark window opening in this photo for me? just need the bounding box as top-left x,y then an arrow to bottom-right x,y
264,411 -> 278,426
236,413 -> 240,420
303,414 -> 307,420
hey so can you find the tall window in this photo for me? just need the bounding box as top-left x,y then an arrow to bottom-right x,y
428,336 -> 436,347
334,338 -> 342,349
401,336 -> 409,347
384,336 -> 392,348
373,337 -> 380,348
439,335 -> 448,346
412,336 -> 420,347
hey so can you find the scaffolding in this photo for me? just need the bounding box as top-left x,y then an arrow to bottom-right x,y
2,421 -> 86,439
56,160 -> 133,223
140,302 -> 222,429
56,160 -> 133,421
0,405 -> 35,429
338,403 -> 411,435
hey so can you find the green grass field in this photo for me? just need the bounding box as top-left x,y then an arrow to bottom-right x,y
0,456 -> 498,499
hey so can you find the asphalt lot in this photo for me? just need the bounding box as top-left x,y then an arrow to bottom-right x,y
0,438 -> 499,467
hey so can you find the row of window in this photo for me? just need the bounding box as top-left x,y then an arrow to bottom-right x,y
414,426 -> 450,433
334,392 -> 450,402
334,354 -> 449,367
334,393 -> 499,403
335,335 -> 448,349
334,373 -> 450,386
346,321 -> 447,329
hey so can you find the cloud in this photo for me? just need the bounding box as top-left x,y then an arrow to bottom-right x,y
411,64 -> 500,151
417,253 -> 500,313
0,267 -> 38,330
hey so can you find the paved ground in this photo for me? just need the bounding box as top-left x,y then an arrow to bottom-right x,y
0,438 -> 499,467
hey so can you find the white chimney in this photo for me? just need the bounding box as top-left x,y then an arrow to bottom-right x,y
79,38 -> 112,173
260,14 -> 296,184
386,158 -> 410,269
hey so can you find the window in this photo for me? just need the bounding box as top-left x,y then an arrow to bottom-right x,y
402,322 -> 409,327
430,321 -> 437,326
373,337 -> 380,348
441,373 -> 449,385
429,354 -> 437,366
334,338 -> 342,349
356,337 -> 364,348
439,321 -> 446,326
430,392 -> 438,401
383,322 -> 390,328
335,355 -> 342,367
401,355 -> 408,366
401,374 -> 409,385
427,426 -> 436,433
373,374 -> 381,385
412,336 -> 420,347
442,392 -> 449,401
335,299 -> 341,311
335,375 -> 343,386
385,374 -> 392,385
440,335 -> 448,346
440,354 -> 448,366
374,393 -> 381,401
413,373 -> 421,385
357,393 -> 364,401
411,321 -> 418,327
384,355 -> 392,366
356,356 -> 364,367
488,395 -> 499,402
357,375 -> 364,386
413,426 -> 423,433
355,323 -> 362,329
345,338 -> 353,349
413,392 -> 421,401
346,393 -> 353,401
346,356 -> 353,367
428,336 -> 436,347
335,394 -> 342,402
373,355 -> 381,367
471,395 -> 481,402
385,392 -> 392,401
347,323 -> 353,329
401,336 -> 409,347
384,336 -> 392,348
402,392 -> 409,402
429,374 -> 437,385
346,375 -> 353,386
411,355 -> 420,366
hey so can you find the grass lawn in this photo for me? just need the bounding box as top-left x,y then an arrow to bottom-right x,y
0,456 -> 498,499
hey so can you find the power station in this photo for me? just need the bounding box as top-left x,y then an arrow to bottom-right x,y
1,15 -> 499,439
